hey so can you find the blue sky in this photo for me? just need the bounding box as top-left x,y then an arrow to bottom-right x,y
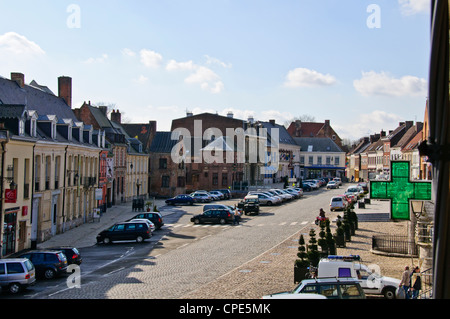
0,0 -> 431,141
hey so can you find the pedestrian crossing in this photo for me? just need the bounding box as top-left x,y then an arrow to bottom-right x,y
164,220 -> 314,229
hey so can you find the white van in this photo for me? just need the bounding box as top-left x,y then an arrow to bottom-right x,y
316,255 -> 400,299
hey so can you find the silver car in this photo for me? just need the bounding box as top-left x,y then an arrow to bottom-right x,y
0,258 -> 36,294
246,192 -> 280,206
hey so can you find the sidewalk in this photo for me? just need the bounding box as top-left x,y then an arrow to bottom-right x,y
38,199 -> 168,249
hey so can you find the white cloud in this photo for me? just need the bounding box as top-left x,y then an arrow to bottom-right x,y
0,32 -> 45,56
166,59 -> 196,71
334,110 -> 402,140
134,75 -> 148,84
167,59 -> 225,94
399,0 -> 431,15
121,48 -> 136,57
284,67 -> 337,88
83,53 -> 108,64
140,49 -> 163,68
204,55 -> 232,68
353,71 -> 427,97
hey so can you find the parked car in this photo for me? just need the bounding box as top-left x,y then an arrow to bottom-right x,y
288,187 -> 304,197
209,190 -> 225,200
165,194 -> 194,206
208,192 -> 221,201
327,181 -> 339,189
0,258 -> 36,294
47,246 -> 82,265
258,190 -> 283,203
263,277 -> 366,299
213,189 -> 232,199
96,221 -> 152,244
346,186 -> 362,199
127,219 -> 156,232
284,188 -> 301,198
190,209 -> 233,225
333,177 -> 342,186
203,204 -> 234,214
13,250 -> 68,280
247,192 -> 280,206
358,182 -> 369,193
303,181 -> 318,190
330,196 -> 348,211
270,189 -> 292,201
301,183 -> 312,192
130,212 -> 164,230
240,195 -> 260,215
190,192 -> 212,203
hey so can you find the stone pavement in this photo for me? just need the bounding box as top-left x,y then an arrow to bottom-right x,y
38,199 -> 168,249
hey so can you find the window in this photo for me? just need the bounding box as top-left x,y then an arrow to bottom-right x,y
341,284 -> 361,297
0,263 -> 5,275
317,156 -> 322,165
326,157 -> 331,165
159,158 -> 167,169
335,157 -> 340,165
300,156 -> 305,165
177,176 -> 185,187
222,173 -> 228,186
125,224 -> 136,231
162,176 -> 170,188
212,173 -> 218,186
113,224 -> 125,231
338,268 -> 352,277
308,156 -> 314,165
319,284 -> 339,298
300,284 -> 318,294
6,263 -> 24,274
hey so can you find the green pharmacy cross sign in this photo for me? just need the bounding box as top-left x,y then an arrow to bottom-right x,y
370,161 -> 432,220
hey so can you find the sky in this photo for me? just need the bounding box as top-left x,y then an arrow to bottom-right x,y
0,0 -> 432,141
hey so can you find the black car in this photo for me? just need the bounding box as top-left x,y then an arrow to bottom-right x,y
97,222 -> 152,244
14,250 -> 68,280
48,246 -> 82,265
165,194 -> 194,206
190,209 -> 233,225
213,189 -> 232,200
129,212 -> 164,230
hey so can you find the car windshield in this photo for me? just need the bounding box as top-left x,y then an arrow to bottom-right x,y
24,259 -> 34,271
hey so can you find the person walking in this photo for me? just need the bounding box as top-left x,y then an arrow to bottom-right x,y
410,266 -> 422,299
399,266 -> 411,299
233,206 -> 240,226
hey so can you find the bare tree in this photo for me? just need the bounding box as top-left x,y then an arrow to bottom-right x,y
284,114 -> 316,127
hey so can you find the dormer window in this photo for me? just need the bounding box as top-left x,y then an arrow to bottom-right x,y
19,119 -> 25,136
31,118 -> 37,137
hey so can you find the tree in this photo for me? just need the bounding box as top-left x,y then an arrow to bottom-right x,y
283,114 -> 316,128
307,228 -> 320,267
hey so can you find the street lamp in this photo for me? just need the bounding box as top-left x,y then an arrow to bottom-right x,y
411,200 -> 424,219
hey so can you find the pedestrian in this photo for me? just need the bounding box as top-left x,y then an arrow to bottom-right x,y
410,266 -> 422,299
319,208 -> 326,218
399,266 -> 411,299
233,206 -> 240,225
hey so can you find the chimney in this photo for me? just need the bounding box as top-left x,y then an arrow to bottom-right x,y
11,72 -> 25,88
325,119 -> 330,126
405,121 -> 414,129
99,106 -> 108,116
380,130 -> 386,137
58,76 -> 72,107
269,119 -> 276,125
227,111 -> 234,118
110,109 -> 121,124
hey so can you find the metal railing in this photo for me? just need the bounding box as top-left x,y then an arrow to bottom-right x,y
372,235 -> 418,256
418,268 -> 433,299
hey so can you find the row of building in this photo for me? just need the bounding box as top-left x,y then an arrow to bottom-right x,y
345,113 -> 431,182
0,71 -> 429,257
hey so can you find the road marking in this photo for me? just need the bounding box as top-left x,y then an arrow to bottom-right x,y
183,224 -> 192,228
301,221 -> 308,225
201,235 -> 212,240
177,243 -> 189,249
279,222 -> 287,226
290,222 -> 298,226
104,266 -> 125,276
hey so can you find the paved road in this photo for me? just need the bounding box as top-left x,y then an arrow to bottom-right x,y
16,187 -> 341,299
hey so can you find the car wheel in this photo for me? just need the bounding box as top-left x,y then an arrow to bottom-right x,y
194,218 -> 201,224
267,201 -> 272,206
9,283 -> 21,294
136,235 -> 144,243
383,287 -> 397,299
44,268 -> 56,280
219,218 -> 226,225
103,237 -> 111,244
